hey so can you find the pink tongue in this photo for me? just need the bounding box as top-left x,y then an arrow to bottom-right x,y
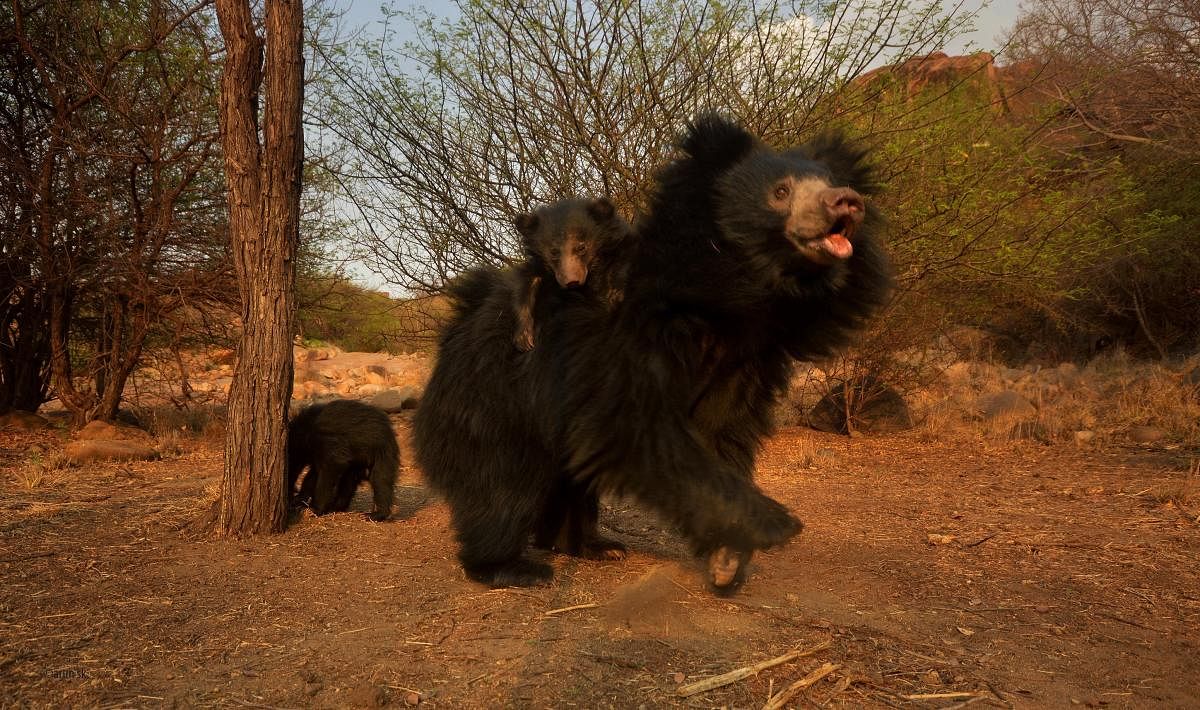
821,233 -> 853,260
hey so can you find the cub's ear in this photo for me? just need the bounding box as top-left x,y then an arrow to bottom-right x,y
514,212 -> 540,238
586,197 -> 616,222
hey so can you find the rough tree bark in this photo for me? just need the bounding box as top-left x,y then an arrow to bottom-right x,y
214,0 -> 304,535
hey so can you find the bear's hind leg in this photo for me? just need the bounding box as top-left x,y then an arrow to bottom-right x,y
368,459 -> 398,522
331,468 -> 362,512
454,498 -> 552,587
535,484 -> 626,561
295,468 -> 317,508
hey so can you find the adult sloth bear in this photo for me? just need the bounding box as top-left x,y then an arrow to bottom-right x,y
414,115 -> 892,593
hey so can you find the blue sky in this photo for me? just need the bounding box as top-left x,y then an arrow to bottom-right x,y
336,1 -> 1022,57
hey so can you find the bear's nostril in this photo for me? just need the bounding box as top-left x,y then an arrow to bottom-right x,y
820,187 -> 865,219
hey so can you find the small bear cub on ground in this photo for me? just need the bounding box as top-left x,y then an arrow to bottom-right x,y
287,399 -> 400,522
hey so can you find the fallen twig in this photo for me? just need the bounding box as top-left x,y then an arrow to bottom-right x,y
1094,610 -> 1168,633
965,533 -> 998,548
762,662 -> 840,710
676,638 -> 832,697
943,696 -> 989,710
986,680 -> 1013,708
902,692 -> 985,700
543,602 -> 599,616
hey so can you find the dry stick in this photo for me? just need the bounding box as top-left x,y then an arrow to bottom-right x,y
943,696 -> 989,710
676,639 -> 832,697
902,692 -> 985,700
762,662 -> 840,710
543,602 -> 599,616
965,532 -> 998,547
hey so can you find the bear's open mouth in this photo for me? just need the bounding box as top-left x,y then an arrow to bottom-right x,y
829,215 -> 856,241
798,217 -> 855,261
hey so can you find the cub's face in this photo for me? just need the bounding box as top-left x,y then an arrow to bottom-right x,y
514,198 -> 629,288
716,140 -> 869,273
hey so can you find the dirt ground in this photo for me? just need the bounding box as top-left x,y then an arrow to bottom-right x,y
2,417 -> 1198,709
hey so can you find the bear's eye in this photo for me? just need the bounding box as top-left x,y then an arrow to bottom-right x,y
773,183 -> 790,200
549,248 -> 560,258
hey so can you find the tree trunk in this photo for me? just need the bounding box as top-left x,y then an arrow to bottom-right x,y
214,0 -> 304,536
0,295 -> 52,413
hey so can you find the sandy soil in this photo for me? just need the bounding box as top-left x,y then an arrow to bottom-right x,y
2,418 -> 1197,708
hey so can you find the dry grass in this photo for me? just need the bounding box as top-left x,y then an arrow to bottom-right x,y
894,350 -> 1200,446
1145,458 -> 1200,515
131,402 -> 227,437
9,449 -> 72,489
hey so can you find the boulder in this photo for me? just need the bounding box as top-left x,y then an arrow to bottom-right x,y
210,348 -> 237,366
1127,426 -> 1166,444
370,387 -> 421,413
0,410 -> 53,431
808,376 -> 913,435
76,420 -> 154,443
362,370 -> 388,386
974,390 -> 1036,421
65,439 -> 158,464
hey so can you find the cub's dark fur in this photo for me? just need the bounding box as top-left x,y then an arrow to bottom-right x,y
414,115 -> 892,592
288,399 -> 400,522
509,197 -> 633,351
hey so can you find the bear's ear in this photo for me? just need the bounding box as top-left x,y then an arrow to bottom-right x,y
800,132 -> 876,193
679,112 -> 757,170
586,197 -> 615,222
514,212 -> 540,238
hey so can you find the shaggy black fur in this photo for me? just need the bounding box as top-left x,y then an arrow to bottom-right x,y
288,399 -> 400,522
509,197 -> 633,352
413,114 -> 892,592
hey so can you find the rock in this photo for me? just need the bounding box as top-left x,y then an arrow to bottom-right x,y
1127,426 -> 1166,444
65,439 -> 158,464
1073,430 -> 1096,446
210,348 -> 236,366
0,410 -> 53,431
356,383 -> 385,397
808,376 -> 913,435
974,390 -> 1036,421
370,387 -> 421,413
363,371 -> 388,386
76,420 -> 154,443
296,381 -> 328,399
942,361 -> 972,385
1000,367 -> 1027,384
1056,362 -> 1080,386
346,682 -> 387,708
